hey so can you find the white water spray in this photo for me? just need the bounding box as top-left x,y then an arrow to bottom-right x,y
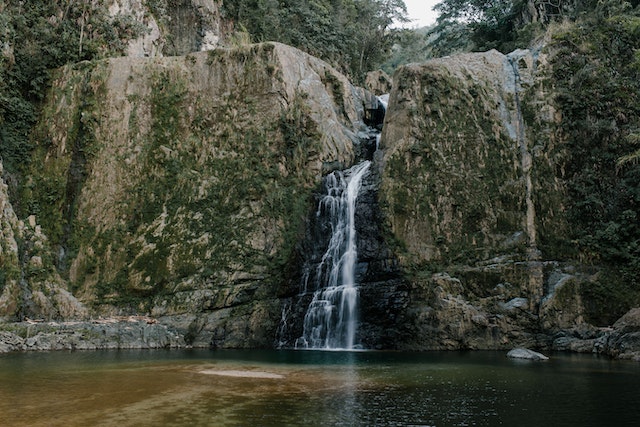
296,161 -> 371,350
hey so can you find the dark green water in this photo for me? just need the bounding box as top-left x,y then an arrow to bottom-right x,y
1,349 -> 638,426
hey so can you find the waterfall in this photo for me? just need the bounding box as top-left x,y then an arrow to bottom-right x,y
377,93 -> 389,111
375,94 -> 388,151
295,160 -> 371,350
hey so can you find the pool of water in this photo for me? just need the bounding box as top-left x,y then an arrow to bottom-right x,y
1,349 -> 639,426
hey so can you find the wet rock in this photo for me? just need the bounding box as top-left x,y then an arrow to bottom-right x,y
606,308 -> 640,361
501,297 -> 528,311
0,319 -> 186,352
507,348 -> 549,360
0,331 -> 24,352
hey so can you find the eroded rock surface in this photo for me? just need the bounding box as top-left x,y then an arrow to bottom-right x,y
378,46 -> 625,352
1,162 -> 88,322
17,42 -> 368,348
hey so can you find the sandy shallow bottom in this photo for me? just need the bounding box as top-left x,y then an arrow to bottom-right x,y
199,369 -> 284,379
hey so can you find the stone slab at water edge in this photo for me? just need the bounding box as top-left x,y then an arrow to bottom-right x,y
507,348 -> 549,361
0,318 -> 185,353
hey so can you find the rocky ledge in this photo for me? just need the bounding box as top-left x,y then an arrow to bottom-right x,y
507,348 -> 549,361
0,317 -> 186,353
2,308 -> 640,361
551,308 -> 640,362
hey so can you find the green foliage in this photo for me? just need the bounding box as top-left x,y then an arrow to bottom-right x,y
427,0 -> 533,54
550,10 -> 640,304
0,0 -> 144,189
221,0 -> 408,81
21,62 -> 106,250
424,0 -> 640,55
581,268 -> 640,326
383,1 -> 546,68
380,27 -> 465,73
0,254 -> 20,292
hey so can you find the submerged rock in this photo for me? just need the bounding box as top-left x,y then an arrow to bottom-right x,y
507,348 -> 549,360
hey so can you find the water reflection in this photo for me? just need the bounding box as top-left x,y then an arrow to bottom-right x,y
1,350 -> 639,426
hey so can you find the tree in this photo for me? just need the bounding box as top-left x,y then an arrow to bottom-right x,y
434,0 -> 515,23
430,0 -> 528,52
221,0 -> 408,81
0,0 -> 143,200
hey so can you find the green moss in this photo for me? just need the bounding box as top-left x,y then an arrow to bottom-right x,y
22,61 -> 108,249
0,260 -> 20,292
75,62 -> 321,305
19,45 -> 331,313
382,66 -> 522,267
321,72 -> 347,119
581,268 -> 640,326
0,323 -> 56,338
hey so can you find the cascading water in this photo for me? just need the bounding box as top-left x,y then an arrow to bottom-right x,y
275,94 -> 389,350
295,160 -> 371,350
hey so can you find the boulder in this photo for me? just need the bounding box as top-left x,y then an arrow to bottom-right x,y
507,348 -> 549,360
364,70 -> 392,95
606,308 -> 640,361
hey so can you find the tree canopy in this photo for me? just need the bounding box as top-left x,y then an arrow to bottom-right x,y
426,0 -> 640,54
0,0 -> 142,186
221,0 -> 408,81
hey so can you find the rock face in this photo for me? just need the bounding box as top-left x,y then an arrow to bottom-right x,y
108,0 -> 225,57
606,308 -> 640,361
1,162 -> 88,322
276,160 -> 410,350
3,17 -> 639,357
20,42 -> 367,348
378,46 -> 609,351
365,70 -> 393,96
0,318 -> 184,352
381,48 -> 557,269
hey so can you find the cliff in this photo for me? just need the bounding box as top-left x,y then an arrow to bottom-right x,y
107,0 -> 225,57
379,30 -> 639,354
9,41 -> 367,348
1,161 -> 87,322
2,8 -> 639,358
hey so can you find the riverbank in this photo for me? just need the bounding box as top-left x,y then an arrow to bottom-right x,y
1,308 -> 639,361
0,317 -> 186,352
